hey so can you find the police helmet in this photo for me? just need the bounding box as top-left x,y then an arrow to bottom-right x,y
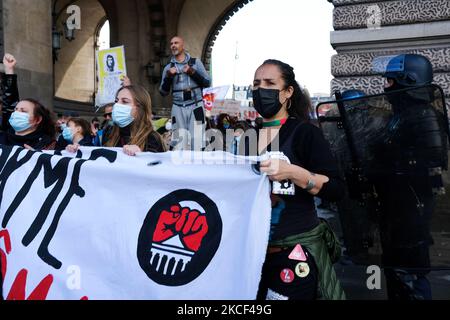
341,89 -> 368,110
383,54 -> 433,87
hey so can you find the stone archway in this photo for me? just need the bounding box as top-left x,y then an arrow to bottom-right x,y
176,0 -> 253,69
201,0 -> 254,72
54,0 -> 107,105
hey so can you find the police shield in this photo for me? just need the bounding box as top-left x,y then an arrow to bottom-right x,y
316,85 -> 450,276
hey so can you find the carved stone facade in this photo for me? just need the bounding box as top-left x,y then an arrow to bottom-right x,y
330,0 -> 450,104
0,1 -> 3,58
332,48 -> 450,77
331,73 -> 450,95
330,0 -> 450,182
333,0 -> 450,30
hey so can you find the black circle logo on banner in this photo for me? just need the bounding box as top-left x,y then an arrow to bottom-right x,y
137,189 -> 222,286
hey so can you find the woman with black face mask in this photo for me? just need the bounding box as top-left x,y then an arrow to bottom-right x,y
252,59 -> 345,300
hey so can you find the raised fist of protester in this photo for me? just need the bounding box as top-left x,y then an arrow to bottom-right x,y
123,144 -> 142,157
3,53 -> 17,75
167,67 -> 177,78
183,65 -> 196,76
153,204 -> 209,252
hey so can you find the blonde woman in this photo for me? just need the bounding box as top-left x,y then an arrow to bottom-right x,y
104,85 -> 166,155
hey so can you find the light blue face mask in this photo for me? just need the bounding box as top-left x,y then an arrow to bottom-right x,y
112,103 -> 134,128
60,123 -> 68,131
62,126 -> 74,142
9,111 -> 32,133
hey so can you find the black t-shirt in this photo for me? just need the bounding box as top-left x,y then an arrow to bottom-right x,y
265,118 -> 345,240
0,129 -> 55,151
108,126 -> 165,153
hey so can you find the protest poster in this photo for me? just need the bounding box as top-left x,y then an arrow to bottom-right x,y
96,46 -> 127,107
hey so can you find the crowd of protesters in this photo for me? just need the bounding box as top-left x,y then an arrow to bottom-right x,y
5,35 -> 443,302
0,52 -> 311,157
0,50 -> 346,302
0,53 -> 165,155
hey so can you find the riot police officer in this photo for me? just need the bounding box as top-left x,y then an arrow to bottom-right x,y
329,89 -> 372,263
322,89 -> 386,266
375,54 -> 448,300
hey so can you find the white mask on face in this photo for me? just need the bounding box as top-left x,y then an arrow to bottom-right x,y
112,103 -> 134,128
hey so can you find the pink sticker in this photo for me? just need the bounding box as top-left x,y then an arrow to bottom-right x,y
280,269 -> 295,284
288,244 -> 307,262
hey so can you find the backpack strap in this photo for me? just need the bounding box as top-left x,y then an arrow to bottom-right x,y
188,58 -> 196,67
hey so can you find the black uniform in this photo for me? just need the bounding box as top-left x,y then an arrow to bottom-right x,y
371,89 -> 448,300
375,54 -> 448,300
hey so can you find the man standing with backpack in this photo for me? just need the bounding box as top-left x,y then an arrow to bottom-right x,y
159,36 -> 211,150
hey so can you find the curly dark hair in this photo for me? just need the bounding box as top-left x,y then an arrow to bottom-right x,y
22,98 -> 56,139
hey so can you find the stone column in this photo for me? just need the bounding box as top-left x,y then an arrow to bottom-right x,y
1,0 -> 53,109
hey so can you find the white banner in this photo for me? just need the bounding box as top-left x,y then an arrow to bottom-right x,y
0,146 -> 271,300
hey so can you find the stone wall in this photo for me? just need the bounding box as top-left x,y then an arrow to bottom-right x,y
333,0 -> 450,30
329,0 -> 450,133
54,0 -> 106,104
330,0 -> 450,100
1,0 -> 53,108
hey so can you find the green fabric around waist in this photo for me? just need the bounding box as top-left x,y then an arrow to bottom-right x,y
270,219 -> 346,300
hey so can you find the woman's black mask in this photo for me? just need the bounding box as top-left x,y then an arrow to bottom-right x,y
253,88 -> 282,119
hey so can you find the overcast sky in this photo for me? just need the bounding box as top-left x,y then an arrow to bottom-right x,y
211,0 -> 336,96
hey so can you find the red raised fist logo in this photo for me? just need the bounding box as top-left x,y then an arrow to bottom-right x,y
138,190 -> 222,286
153,204 -> 209,252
